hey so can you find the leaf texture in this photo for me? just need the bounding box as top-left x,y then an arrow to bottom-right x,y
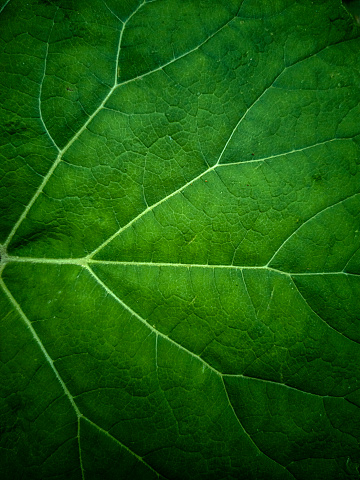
1,0 -> 360,479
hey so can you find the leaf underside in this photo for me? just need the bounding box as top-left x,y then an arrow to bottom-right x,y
0,0 -> 360,479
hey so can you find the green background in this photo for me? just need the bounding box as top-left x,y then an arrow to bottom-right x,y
1,0 -> 359,478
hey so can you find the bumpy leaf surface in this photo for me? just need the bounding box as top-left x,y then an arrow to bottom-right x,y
1,0 -> 360,479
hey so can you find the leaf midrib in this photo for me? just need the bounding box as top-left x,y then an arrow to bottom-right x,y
3,255 -> 358,276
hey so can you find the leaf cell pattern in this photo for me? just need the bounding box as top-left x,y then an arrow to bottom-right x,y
1,0 -> 360,479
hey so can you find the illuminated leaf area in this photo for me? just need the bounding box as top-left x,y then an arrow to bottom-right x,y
1,0 -> 359,479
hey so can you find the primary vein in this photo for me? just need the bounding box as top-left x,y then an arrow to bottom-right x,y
3,256 -> 357,278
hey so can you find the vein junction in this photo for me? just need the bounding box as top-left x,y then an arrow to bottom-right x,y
0,254 -> 356,277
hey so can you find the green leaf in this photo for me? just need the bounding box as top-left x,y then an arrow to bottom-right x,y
1,0 -> 359,478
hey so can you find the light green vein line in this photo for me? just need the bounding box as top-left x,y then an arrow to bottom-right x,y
343,246 -> 360,272
2,5 -> 237,253
0,244 -> 6,275
291,271 -> 359,277
218,137 -> 353,167
103,0 -> 124,23
88,43 -> 337,259
3,255 -> 87,265
77,417 -> 85,480
154,332 -> 181,437
215,86 -> 277,166
88,66 -> 283,258
1,268 -> 163,478
223,373 -> 336,399
114,1 -> 145,84
241,269 -> 259,321
0,0 -> 11,14
86,265 -> 219,375
220,376 -> 296,478
0,276 -> 81,417
3,92 -> 114,249
88,260 -> 270,270
266,192 -> 360,267
116,9 -> 238,89
82,416 -> 170,480
3,1 -> 144,251
39,7 -> 59,150
3,148 -> 62,249
290,276 -> 360,346
86,165 -> 218,258
3,256 -> 358,278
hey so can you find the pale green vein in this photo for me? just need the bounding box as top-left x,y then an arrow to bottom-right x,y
87,63 -> 284,258
223,373 -> 340,399
86,264 -> 220,375
3,256 -> 359,278
116,7 -> 239,89
28,394 -> 64,424
2,255 -> 87,266
266,192 -> 360,267
291,271 -> 359,277
82,416 -> 171,480
36,436 -> 77,469
343,245 -> 360,272
1,270 -> 161,477
86,263 -> 352,401
77,417 -> 85,480
3,148 -> 61,249
154,332 -> 181,437
221,376 -> 296,478
88,260 -> 272,270
39,7 -> 59,151
218,137 -> 353,167
103,0 -> 123,23
216,83 -> 277,166
290,276 -> 360,346
2,5 -> 238,254
0,0 -> 11,14
0,276 -> 81,417
2,0 -> 144,251
88,47 -> 354,259
114,1 -> 146,85
87,165 -> 218,258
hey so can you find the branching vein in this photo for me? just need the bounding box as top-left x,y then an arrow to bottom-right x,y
290,276 -> 360,345
86,264 -> 219,374
0,276 -> 81,416
266,192 -> 360,267
221,376 -> 296,478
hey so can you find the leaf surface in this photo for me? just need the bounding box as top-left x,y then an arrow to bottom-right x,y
1,0 -> 360,479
